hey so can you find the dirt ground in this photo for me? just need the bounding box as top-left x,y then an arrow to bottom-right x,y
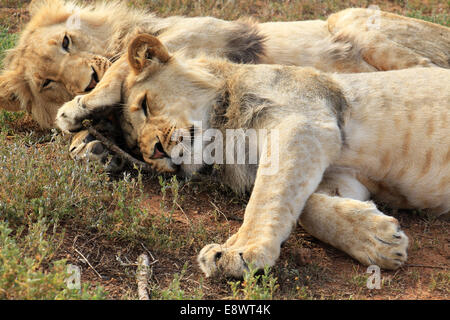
54,175 -> 449,300
0,1 -> 448,300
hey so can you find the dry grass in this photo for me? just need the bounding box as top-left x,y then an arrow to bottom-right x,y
0,0 -> 448,300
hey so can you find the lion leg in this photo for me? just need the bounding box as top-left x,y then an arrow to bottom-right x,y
358,31 -> 435,71
333,29 -> 435,71
198,121 -> 339,278
326,8 -> 446,71
299,168 -> 408,269
56,55 -> 130,133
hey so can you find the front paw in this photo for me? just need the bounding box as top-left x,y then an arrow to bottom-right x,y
56,96 -> 88,133
350,215 -> 408,270
197,243 -> 277,278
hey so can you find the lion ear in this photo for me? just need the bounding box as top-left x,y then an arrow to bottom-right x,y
127,34 -> 171,73
0,71 -> 26,112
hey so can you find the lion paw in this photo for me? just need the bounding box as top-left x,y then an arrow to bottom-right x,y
349,215 -> 408,270
197,243 -> 278,278
70,130 -> 125,172
56,96 -> 88,133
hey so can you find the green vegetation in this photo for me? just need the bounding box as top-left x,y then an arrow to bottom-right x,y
0,220 -> 106,299
406,10 -> 450,26
229,265 -> 279,300
153,263 -> 205,299
0,27 -> 18,69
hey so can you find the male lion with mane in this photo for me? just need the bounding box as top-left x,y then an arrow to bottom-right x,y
1,0 -> 449,169
56,34 -> 450,278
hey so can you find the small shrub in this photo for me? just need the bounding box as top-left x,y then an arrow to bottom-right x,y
229,265 -> 279,300
0,221 -> 106,299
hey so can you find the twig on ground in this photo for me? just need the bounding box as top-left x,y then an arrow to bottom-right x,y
209,200 -> 228,222
140,243 -> 156,261
116,254 -> 137,267
176,202 -> 192,225
136,254 -> 151,300
82,119 -> 154,172
209,200 -> 243,222
74,247 -> 103,279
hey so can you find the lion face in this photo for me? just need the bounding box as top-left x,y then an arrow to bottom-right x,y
0,0 -> 112,128
28,29 -> 111,94
139,117 -> 181,174
126,91 -> 190,174
122,34 -> 216,175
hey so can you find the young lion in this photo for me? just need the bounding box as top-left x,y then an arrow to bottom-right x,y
56,34 -> 449,278
1,0 -> 449,169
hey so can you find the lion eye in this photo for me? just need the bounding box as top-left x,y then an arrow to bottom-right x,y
42,79 -> 53,88
141,96 -> 148,117
62,35 -> 70,51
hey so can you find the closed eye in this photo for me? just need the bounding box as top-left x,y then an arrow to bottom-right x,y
141,96 -> 148,117
42,79 -> 53,89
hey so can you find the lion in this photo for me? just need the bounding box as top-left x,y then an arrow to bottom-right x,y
1,0 -> 449,170
55,34 -> 450,278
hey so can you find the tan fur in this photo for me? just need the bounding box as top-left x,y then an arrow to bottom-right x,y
56,35 -> 449,277
2,0 -> 450,130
